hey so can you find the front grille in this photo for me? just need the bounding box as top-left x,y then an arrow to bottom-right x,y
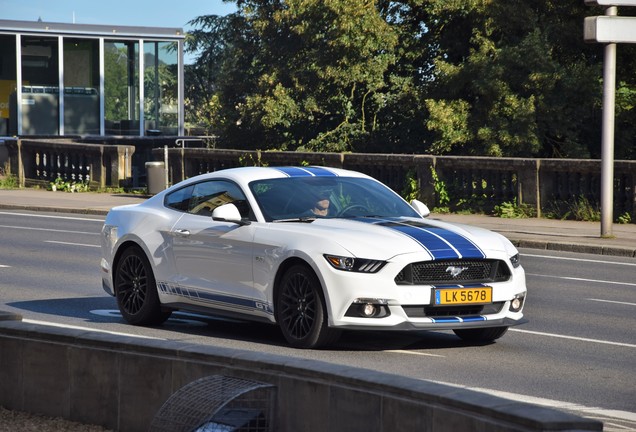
403,302 -> 504,318
395,259 -> 511,285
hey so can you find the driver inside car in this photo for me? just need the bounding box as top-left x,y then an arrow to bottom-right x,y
310,195 -> 330,217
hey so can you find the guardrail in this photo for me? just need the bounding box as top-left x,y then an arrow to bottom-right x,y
0,313 -> 602,432
153,148 -> 636,220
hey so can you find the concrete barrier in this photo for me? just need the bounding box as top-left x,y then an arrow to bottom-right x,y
0,315 -> 602,432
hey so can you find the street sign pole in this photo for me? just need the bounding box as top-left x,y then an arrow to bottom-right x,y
600,6 -> 617,237
585,2 -> 636,236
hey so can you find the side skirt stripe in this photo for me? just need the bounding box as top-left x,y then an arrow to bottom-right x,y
158,282 -> 274,315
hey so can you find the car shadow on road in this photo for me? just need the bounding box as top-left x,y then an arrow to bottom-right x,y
5,297 -> 492,351
332,329 -> 494,351
6,296 -> 119,322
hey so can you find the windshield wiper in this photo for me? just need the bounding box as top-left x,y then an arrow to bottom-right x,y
338,214 -> 385,219
272,217 -> 316,223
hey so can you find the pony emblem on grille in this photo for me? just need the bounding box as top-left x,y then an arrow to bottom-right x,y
445,265 -> 469,278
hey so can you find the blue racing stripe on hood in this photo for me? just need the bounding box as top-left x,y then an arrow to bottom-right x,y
275,166 -> 338,177
356,218 -> 485,260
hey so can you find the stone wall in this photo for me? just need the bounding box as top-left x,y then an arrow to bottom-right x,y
154,148 -> 636,219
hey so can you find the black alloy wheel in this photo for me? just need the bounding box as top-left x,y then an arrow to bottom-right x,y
115,246 -> 171,326
277,264 -> 340,349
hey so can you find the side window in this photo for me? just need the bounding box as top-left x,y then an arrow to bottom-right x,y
164,185 -> 194,212
188,180 -> 252,218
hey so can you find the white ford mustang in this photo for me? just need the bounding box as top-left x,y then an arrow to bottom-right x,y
100,166 -> 527,348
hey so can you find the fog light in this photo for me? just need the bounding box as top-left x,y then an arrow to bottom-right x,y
344,299 -> 391,318
362,303 -> 377,317
510,294 -> 525,312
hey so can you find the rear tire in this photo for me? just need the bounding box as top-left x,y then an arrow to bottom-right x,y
453,326 -> 509,343
276,264 -> 340,349
114,245 -> 171,326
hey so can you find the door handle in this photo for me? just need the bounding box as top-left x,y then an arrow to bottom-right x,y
173,229 -> 191,237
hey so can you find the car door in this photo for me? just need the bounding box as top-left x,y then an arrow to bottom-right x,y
168,179 -> 262,315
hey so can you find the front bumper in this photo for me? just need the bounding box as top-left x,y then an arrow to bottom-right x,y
332,316 -> 528,331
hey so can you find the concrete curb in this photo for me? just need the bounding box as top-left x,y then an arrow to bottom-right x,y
511,239 -> 636,258
0,203 -> 110,216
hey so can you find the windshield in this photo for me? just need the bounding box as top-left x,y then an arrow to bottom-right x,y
250,176 -> 421,222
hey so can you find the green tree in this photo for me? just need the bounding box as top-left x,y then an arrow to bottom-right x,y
185,0 -> 636,159
188,0 -> 400,151
423,0 -> 604,158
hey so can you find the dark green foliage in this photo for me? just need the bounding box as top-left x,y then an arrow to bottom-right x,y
184,0 -> 636,159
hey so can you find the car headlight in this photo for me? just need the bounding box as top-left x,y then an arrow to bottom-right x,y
324,255 -> 386,273
510,253 -> 520,268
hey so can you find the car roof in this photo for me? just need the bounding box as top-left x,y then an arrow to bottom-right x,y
186,166 -> 372,184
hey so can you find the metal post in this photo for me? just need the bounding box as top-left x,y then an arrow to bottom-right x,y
600,6 -> 617,237
164,145 -> 169,188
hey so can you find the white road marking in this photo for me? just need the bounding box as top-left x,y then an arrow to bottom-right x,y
527,273 -> 636,287
428,380 -> 636,426
384,349 -> 445,358
523,253 -> 636,267
0,211 -> 104,222
561,276 -> 636,287
0,225 -> 98,235
22,319 -> 164,340
510,328 -> 636,348
587,298 -> 636,307
44,240 -> 100,248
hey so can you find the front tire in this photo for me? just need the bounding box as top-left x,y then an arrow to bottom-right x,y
114,245 -> 171,326
276,264 -> 340,349
453,326 -> 509,343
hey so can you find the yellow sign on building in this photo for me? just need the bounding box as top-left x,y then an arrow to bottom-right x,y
0,80 -> 17,119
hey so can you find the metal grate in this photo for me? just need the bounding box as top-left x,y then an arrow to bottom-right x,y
395,259 -> 511,285
149,375 -> 276,432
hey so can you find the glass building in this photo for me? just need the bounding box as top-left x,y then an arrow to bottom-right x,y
0,19 -> 185,137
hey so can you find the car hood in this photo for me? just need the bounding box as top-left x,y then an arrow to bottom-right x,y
271,216 -> 513,261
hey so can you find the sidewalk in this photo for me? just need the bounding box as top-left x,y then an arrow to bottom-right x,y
1,188 -> 635,257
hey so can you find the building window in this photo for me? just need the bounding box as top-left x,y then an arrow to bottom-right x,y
21,35 -> 59,135
0,34 -> 17,135
1,20 -> 184,137
144,41 -> 179,135
104,40 -> 139,135
63,38 -> 100,135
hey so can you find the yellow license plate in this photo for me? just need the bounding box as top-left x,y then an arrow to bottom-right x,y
435,287 -> 492,305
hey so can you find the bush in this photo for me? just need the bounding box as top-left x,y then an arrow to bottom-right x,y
493,198 -> 536,219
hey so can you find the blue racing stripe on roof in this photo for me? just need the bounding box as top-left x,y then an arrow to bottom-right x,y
304,166 -> 338,176
275,167 -> 312,177
275,166 -> 338,177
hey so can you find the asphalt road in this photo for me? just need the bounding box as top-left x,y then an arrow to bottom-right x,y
1,209 -> 635,431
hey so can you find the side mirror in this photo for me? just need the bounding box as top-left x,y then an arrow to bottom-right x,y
212,203 -> 251,226
410,199 -> 430,218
